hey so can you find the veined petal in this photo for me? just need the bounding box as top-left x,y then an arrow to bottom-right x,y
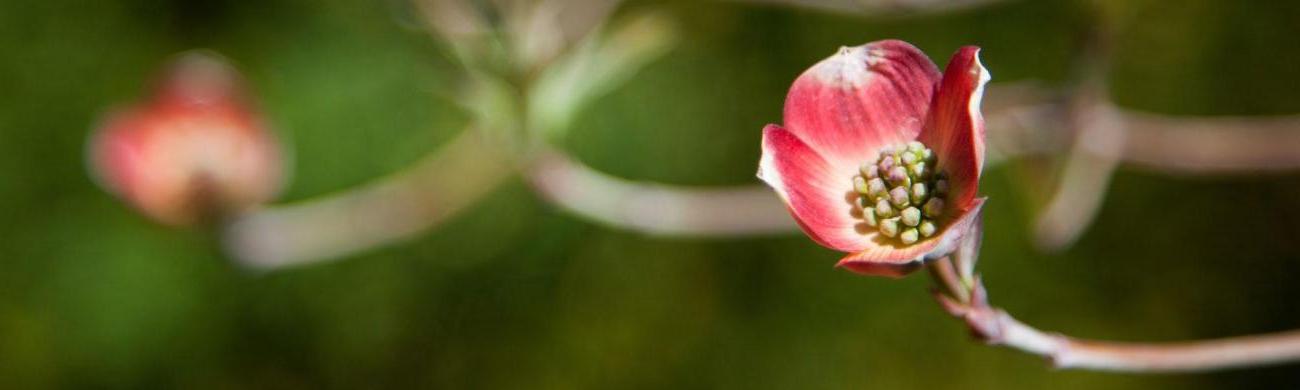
783,40 -> 942,166
837,198 -> 986,277
918,46 -> 989,212
759,124 -> 871,252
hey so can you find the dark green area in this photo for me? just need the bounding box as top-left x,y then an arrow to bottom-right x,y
1,0 -> 1298,388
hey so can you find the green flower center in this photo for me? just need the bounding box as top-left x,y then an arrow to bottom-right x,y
852,141 -> 948,245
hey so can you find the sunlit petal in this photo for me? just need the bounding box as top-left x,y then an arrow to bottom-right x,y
918,46 -> 988,212
784,40 -> 942,166
759,124 -> 873,252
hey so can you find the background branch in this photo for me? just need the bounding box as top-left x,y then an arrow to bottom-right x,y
1119,112 -> 1300,174
986,83 -> 1300,175
224,129 -> 512,269
528,150 -> 797,236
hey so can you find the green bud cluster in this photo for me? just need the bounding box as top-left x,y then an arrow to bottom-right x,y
853,141 -> 948,245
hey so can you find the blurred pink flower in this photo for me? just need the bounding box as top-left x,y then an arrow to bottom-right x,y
89,52 -> 283,226
758,40 -> 990,277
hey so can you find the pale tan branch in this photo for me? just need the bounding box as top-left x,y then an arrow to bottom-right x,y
527,150 -> 798,236
224,130 -> 513,269
1119,112 -> 1300,174
983,83 -> 1300,174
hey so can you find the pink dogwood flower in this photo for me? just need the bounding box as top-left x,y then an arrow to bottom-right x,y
89,52 -> 283,226
758,40 -> 990,277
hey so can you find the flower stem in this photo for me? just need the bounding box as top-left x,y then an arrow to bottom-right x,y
930,268 -> 1300,372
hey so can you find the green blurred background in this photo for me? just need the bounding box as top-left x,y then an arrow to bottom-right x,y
3,0 -> 1300,388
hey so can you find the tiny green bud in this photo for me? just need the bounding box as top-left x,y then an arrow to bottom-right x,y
889,187 -> 910,208
908,162 -> 926,178
910,183 -> 928,204
866,177 -> 887,197
853,176 -> 869,194
887,166 -> 908,184
900,206 -> 921,227
901,151 -> 918,165
875,199 -> 894,218
923,198 -> 945,218
879,217 -> 900,237
919,221 -> 936,237
900,228 -> 919,244
859,163 -> 877,179
879,156 -> 895,171
855,141 -> 950,241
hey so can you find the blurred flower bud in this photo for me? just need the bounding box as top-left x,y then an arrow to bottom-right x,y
89,51 -> 283,226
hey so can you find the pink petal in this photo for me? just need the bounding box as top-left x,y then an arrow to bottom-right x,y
836,198 -> 986,278
918,46 -> 989,212
783,40 -> 942,166
758,124 -> 872,252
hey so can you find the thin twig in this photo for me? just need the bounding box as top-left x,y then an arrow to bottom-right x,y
933,277 -> 1300,372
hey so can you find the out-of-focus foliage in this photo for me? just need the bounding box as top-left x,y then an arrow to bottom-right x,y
0,0 -> 1299,388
